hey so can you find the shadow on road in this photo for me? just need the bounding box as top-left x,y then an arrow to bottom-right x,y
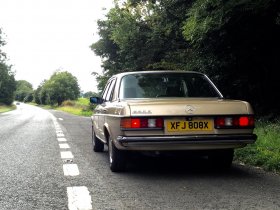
123,151 -> 256,178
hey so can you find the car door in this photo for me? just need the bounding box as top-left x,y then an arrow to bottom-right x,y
94,81 -> 111,140
95,78 -> 116,141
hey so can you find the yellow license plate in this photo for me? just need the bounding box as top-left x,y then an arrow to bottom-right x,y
167,120 -> 213,132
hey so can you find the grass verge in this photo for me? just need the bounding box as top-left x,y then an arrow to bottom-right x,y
0,104 -> 16,113
234,119 -> 280,173
55,98 -> 93,117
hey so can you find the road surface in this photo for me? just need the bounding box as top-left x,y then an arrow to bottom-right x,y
0,103 -> 279,210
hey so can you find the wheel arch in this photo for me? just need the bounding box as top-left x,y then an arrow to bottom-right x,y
103,123 -> 111,145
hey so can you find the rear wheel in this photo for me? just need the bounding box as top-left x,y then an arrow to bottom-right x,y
108,136 -> 126,172
92,126 -> 104,152
208,149 -> 234,169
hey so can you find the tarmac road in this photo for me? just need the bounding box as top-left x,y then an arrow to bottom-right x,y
0,103 -> 279,210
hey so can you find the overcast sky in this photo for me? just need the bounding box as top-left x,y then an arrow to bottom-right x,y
0,0 -> 113,93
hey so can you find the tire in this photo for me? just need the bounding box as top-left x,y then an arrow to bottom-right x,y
208,149 -> 234,170
108,136 -> 126,172
92,126 -> 104,152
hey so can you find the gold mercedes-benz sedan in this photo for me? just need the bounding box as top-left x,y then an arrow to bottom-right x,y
90,71 -> 257,172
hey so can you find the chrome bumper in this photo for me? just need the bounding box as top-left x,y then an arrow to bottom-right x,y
116,134 -> 257,150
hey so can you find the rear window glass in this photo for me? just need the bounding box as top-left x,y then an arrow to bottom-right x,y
119,72 -> 221,99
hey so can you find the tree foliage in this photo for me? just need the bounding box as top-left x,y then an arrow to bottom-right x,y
182,0 -> 280,115
35,71 -> 80,106
33,80 -> 46,105
0,63 -> 16,105
83,91 -> 98,98
15,80 -> 33,102
0,28 -> 7,62
91,0 -> 280,116
0,28 -> 16,105
91,0 -> 192,78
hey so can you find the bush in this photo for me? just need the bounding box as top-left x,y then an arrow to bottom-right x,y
62,100 -> 75,106
234,119 -> 280,173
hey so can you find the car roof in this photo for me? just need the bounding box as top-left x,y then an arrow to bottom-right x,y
112,70 -> 205,79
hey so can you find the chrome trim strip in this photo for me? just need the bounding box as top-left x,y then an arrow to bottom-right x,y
117,134 -> 257,144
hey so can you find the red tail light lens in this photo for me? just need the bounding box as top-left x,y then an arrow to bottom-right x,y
131,118 -> 141,128
215,116 -> 254,129
121,118 -> 163,130
239,116 -> 254,126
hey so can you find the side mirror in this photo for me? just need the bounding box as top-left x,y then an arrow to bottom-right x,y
90,96 -> 103,104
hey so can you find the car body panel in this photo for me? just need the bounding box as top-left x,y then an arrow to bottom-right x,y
127,99 -> 253,116
90,71 -> 257,152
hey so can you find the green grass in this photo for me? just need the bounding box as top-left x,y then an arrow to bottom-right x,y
35,98 -> 93,116
55,98 -> 93,117
76,97 -> 90,106
234,119 -> 280,173
0,104 -> 16,113
56,105 -> 92,117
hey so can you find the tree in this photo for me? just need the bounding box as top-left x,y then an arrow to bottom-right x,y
0,28 -> 7,62
33,84 -> 42,104
40,71 -> 80,105
15,80 -> 33,102
182,0 -> 280,115
83,91 -> 98,98
0,28 -> 16,105
91,0 -> 194,90
0,63 -> 16,105
92,0 -> 280,116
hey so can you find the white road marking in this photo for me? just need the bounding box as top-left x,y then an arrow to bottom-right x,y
63,164 -> 79,176
52,114 -> 92,209
67,186 -> 92,210
61,151 -> 74,159
57,137 -> 67,142
59,143 -> 70,149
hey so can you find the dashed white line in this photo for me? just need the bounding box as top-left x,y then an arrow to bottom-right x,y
52,114 -> 93,210
59,143 -> 70,149
61,151 -> 74,159
67,186 -> 92,210
57,137 -> 67,142
63,164 -> 80,176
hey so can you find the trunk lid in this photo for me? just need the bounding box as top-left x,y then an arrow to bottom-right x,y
126,98 -> 253,116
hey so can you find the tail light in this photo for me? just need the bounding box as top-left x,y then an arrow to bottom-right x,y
215,115 -> 254,129
121,118 -> 163,130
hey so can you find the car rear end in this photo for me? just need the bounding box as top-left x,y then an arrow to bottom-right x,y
92,70 -> 257,171
114,99 -> 257,151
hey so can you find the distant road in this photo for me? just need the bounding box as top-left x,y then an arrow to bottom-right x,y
0,103 -> 280,210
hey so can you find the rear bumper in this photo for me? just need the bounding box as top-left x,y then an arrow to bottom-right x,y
116,134 -> 257,151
